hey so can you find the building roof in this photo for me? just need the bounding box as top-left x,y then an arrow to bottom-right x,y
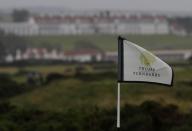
64,49 -> 102,56
33,14 -> 167,24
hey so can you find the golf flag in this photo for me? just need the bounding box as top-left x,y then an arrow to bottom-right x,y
118,36 -> 173,86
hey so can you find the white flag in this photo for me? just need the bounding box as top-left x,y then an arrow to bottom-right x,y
118,36 -> 173,86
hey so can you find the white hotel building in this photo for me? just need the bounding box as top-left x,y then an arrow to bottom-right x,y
0,18 -> 38,36
0,12 -> 175,36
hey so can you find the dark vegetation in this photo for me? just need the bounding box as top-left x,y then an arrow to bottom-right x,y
0,101 -> 192,131
170,17 -> 192,34
12,9 -> 30,22
0,74 -> 25,99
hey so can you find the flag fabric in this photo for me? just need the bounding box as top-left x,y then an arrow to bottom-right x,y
118,36 -> 173,86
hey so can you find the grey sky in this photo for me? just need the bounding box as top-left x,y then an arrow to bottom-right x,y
0,0 -> 192,12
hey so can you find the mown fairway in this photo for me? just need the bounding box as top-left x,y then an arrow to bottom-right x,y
25,34 -> 192,51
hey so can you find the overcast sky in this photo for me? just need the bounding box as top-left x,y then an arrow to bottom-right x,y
0,0 -> 192,12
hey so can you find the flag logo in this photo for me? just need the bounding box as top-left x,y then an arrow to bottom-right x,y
139,51 -> 156,66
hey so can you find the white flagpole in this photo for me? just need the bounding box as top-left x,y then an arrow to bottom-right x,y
117,82 -> 121,128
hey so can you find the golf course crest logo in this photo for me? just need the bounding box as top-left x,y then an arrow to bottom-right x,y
139,51 -> 156,66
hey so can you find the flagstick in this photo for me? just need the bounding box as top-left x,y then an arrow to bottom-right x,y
117,82 -> 121,128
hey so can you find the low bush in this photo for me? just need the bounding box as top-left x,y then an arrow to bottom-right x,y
0,101 -> 192,131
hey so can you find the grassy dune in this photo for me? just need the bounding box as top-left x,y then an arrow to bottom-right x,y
11,66 -> 192,112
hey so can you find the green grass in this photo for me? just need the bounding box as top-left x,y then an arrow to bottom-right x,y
24,34 -> 192,51
10,66 -> 192,112
0,67 -> 18,74
0,65 -> 75,74
23,65 -> 74,75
